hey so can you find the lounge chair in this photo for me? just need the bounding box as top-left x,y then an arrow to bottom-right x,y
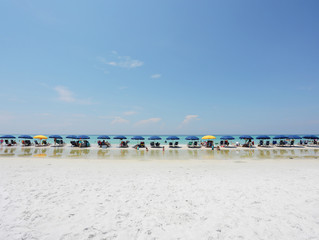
174,142 -> 179,147
150,142 -> 155,147
169,142 -> 173,148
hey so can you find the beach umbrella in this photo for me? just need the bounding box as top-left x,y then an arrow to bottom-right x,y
33,135 -> 48,140
202,135 -> 216,140
239,135 -> 253,140
273,135 -> 289,139
49,135 -> 63,139
0,135 -> 16,138
166,136 -> 180,140
303,135 -> 319,139
185,136 -> 199,140
148,136 -> 162,140
97,135 -> 110,139
76,135 -> 90,139
131,136 -> 145,140
256,135 -> 270,139
287,135 -> 302,139
66,135 -> 77,139
114,135 -> 127,140
18,135 -> 33,139
220,136 -> 235,140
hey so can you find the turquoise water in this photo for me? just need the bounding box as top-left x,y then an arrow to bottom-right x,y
1,135 -> 314,145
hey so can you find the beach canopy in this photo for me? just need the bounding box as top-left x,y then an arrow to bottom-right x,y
166,136 -> 180,140
0,135 -> 16,138
18,135 -> 33,139
303,135 -> 319,139
220,136 -> 235,140
202,135 -> 216,140
114,135 -> 127,140
273,135 -> 288,139
148,136 -> 161,140
131,136 -> 145,140
97,135 -> 110,139
239,135 -> 253,140
185,136 -> 199,140
256,135 -> 270,139
287,135 -> 302,139
33,135 -> 48,140
49,135 -> 63,139
66,135 -> 77,139
76,135 -> 90,139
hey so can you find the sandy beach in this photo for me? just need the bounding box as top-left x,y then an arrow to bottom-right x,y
1,156 -> 319,240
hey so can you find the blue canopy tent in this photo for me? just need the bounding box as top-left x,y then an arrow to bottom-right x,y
97,135 -> 111,148
131,136 -> 145,148
148,136 -> 162,148
66,135 -> 77,139
239,135 -> 253,140
256,135 -> 271,147
97,135 -> 110,139
185,136 -> 199,140
18,135 -> 33,139
166,136 -> 180,148
76,135 -> 90,148
287,135 -> 302,139
0,135 -> 17,146
303,135 -> 319,147
0,135 -> 16,138
49,135 -> 64,146
220,136 -> 235,140
131,136 -> 145,140
239,135 -> 253,147
256,135 -> 270,139
303,135 -> 319,139
114,136 -> 128,148
273,135 -> 289,139
49,135 -> 63,139
220,136 -> 235,147
185,136 -> 200,148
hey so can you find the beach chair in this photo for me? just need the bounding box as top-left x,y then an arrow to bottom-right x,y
150,142 -> 155,148
188,142 -> 193,148
174,142 -> 179,147
155,142 -> 161,147
193,141 -> 201,148
71,141 -> 77,147
169,142 -> 173,148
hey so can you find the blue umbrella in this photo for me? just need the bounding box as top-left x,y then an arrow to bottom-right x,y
49,135 -> 63,139
185,136 -> 199,140
0,135 -> 16,138
114,135 -> 127,140
166,136 -> 180,140
303,135 -> 319,139
287,135 -> 302,139
97,135 -> 110,139
239,135 -> 253,140
131,136 -> 145,140
148,136 -> 162,140
66,135 -> 77,139
273,135 -> 289,139
220,136 -> 235,140
256,135 -> 270,139
18,135 -> 33,139
76,135 -> 90,139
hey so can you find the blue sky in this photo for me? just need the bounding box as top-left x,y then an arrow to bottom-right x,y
0,0 -> 318,135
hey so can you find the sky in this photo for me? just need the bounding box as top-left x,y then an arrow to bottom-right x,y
0,0 -> 318,135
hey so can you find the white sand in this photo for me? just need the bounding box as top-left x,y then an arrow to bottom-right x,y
1,158 -> 319,240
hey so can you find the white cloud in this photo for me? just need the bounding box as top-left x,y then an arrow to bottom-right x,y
181,115 -> 200,125
135,118 -> 161,126
151,74 -> 161,79
54,86 -> 94,105
111,117 -> 129,125
98,52 -> 144,69
123,111 -> 137,116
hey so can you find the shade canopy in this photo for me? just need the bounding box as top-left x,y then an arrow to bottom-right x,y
239,135 -> 253,140
18,135 -> 33,139
256,135 -> 270,139
76,135 -> 90,139
49,135 -> 63,139
185,136 -> 199,140
114,135 -> 127,140
220,136 -> 235,140
66,135 -> 77,139
303,135 -> 319,139
166,136 -> 180,140
148,136 -> 162,140
273,135 -> 288,139
287,135 -> 302,139
202,135 -> 216,140
131,136 -> 145,140
33,135 -> 48,139
0,135 -> 16,138
97,135 -> 110,139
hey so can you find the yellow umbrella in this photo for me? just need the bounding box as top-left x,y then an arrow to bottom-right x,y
202,135 -> 216,140
33,135 -> 48,140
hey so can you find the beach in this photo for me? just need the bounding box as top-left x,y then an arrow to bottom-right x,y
1,154 -> 319,240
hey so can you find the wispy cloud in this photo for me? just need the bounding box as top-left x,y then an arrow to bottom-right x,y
98,52 -> 143,69
135,118 -> 161,126
111,117 -> 130,125
123,111 -> 137,116
54,86 -> 94,105
151,74 -> 161,79
181,115 -> 200,125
